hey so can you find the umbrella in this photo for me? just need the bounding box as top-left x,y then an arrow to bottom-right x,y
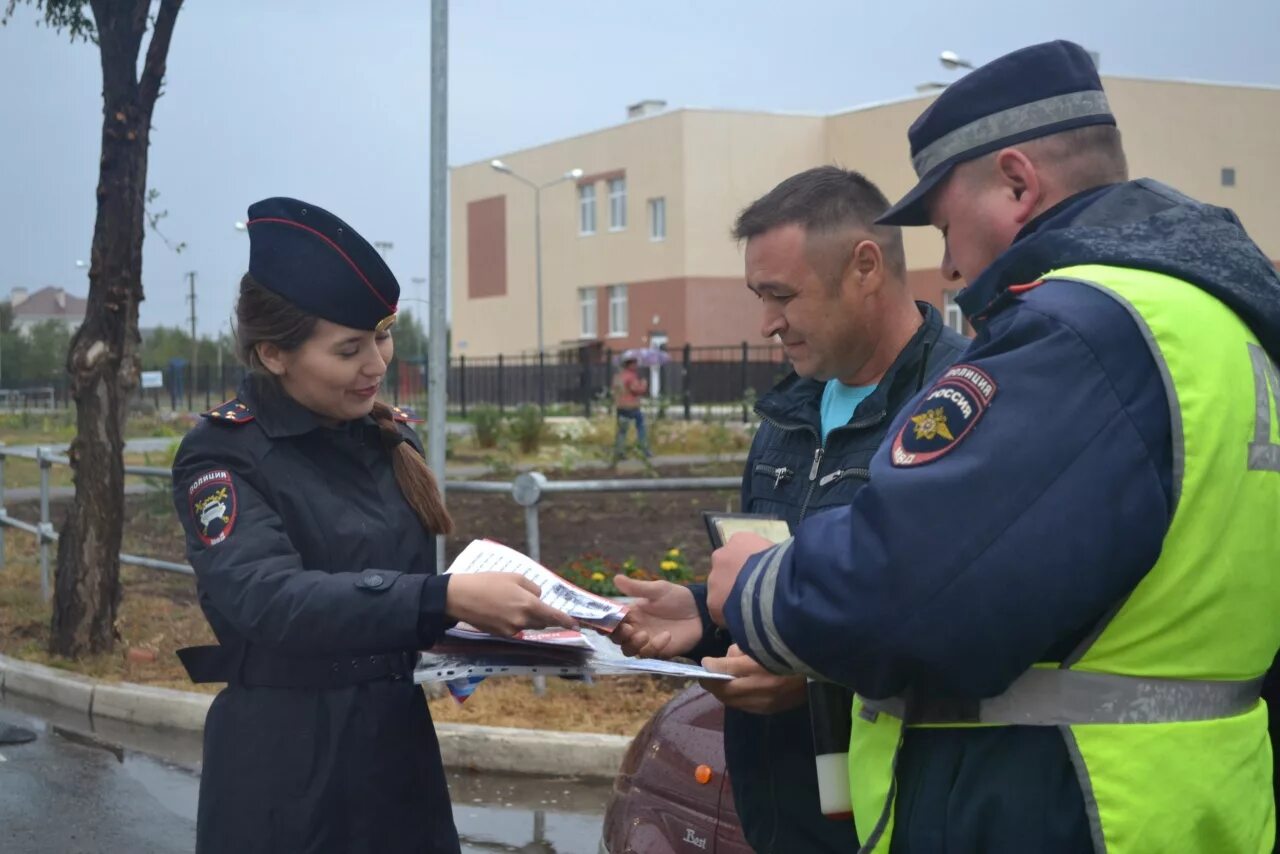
619,347 -> 671,367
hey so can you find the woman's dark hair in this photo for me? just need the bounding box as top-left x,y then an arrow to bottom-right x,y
234,274 -> 453,534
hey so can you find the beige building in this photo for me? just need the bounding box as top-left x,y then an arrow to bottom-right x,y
451,79 -> 1280,357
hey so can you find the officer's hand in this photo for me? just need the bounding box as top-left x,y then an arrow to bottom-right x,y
610,575 -> 702,659
699,645 -> 807,714
707,532 -> 775,626
444,573 -> 576,637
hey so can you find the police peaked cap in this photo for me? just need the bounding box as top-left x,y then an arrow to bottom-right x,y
246,197 -> 399,331
879,40 -> 1116,226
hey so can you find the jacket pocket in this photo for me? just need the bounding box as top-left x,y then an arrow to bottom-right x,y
753,462 -> 795,490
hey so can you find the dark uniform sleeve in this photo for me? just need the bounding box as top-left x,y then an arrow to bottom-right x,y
725,287 -> 1173,699
173,429 -> 451,657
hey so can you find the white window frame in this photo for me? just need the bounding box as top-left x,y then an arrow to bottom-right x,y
578,184 -> 596,235
608,178 -> 627,231
943,289 -> 965,335
648,197 -> 666,241
608,284 -> 628,336
579,287 -> 598,339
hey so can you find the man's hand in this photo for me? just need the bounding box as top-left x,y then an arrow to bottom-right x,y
700,645 -> 807,714
610,575 -> 702,659
707,532 -> 776,626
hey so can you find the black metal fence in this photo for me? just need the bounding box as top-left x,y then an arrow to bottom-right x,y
6,343 -> 792,421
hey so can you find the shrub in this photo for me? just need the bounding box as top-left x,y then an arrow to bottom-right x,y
471,405 -> 502,449
508,405 -> 544,454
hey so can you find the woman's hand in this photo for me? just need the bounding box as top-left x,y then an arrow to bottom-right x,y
445,573 -> 576,637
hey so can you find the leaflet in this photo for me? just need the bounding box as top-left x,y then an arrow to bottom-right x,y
445,539 -> 628,632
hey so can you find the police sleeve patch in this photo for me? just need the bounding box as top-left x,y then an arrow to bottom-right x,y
188,469 -> 238,546
891,364 -> 997,467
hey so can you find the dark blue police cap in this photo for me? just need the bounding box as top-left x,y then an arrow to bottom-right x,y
878,40 -> 1115,226
246,197 -> 399,332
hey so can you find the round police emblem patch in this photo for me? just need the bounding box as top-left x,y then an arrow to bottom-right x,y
891,365 -> 997,467
188,469 -> 237,546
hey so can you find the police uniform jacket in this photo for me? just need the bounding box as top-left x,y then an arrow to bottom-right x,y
688,303 -> 967,852
172,375 -> 459,854
724,179 -> 1280,851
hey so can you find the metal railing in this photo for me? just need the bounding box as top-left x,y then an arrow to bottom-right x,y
0,441 -> 740,601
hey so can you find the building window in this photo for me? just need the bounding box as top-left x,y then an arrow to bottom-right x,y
608,284 -> 628,336
579,287 -> 597,338
609,178 -> 627,231
943,289 -> 965,335
579,184 -> 596,235
648,197 -> 666,241
1221,167 -> 1236,187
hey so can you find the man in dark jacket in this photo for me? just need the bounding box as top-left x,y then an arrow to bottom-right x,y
708,41 -> 1280,853
613,166 -> 967,851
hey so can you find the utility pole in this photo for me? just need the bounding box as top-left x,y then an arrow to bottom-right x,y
429,0 -> 449,571
186,271 -> 197,404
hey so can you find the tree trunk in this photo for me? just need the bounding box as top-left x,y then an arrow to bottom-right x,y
50,0 -> 182,658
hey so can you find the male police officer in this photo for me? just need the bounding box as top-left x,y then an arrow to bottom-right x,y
707,41 -> 1280,853
613,167 -> 966,851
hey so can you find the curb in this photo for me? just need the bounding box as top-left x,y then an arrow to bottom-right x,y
0,654 -> 632,780
1,656 -> 96,714
436,723 -> 632,779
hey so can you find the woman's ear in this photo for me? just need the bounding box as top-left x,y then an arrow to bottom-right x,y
256,342 -> 288,377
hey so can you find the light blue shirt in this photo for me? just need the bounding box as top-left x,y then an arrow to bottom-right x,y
820,379 -> 877,444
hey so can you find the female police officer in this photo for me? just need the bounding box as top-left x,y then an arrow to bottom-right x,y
172,197 -> 573,853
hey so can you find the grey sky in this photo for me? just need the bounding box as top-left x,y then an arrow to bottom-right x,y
3,0 -> 1277,337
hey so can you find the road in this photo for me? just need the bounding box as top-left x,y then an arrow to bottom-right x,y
0,693 -> 612,854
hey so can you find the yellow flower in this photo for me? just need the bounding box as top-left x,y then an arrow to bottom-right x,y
667,548 -> 681,558
660,560 -> 678,571
591,571 -> 606,581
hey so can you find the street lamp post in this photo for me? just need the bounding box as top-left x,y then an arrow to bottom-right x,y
488,160 -> 583,356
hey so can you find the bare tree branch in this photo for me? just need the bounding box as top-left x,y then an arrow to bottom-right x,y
138,0 -> 181,111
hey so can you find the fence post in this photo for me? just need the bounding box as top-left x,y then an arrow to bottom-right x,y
682,344 -> 692,421
580,352 -> 592,419
459,355 -> 467,419
741,341 -> 750,423
0,441 -> 6,570
512,472 -> 547,696
538,351 -> 546,413
497,354 -> 505,415
37,446 -> 52,602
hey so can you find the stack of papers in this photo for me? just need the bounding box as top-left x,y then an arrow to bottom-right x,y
417,540 -> 732,701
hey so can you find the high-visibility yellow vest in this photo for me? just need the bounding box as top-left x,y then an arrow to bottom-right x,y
850,265 -> 1280,853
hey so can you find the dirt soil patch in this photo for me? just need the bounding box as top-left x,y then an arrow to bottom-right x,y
0,462 -> 742,735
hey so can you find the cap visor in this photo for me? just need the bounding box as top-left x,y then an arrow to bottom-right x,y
876,167 -> 949,227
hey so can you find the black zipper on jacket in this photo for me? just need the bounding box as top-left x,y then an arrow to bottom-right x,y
818,467 -> 871,488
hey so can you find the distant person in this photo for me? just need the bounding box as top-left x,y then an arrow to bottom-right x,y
611,354 -> 650,462
171,197 -> 573,853
611,166 -> 966,851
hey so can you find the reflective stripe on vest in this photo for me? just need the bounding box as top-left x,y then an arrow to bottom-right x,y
861,668 -> 1263,726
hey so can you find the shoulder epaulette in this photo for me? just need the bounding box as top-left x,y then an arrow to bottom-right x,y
390,405 -> 424,424
202,398 -> 255,425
